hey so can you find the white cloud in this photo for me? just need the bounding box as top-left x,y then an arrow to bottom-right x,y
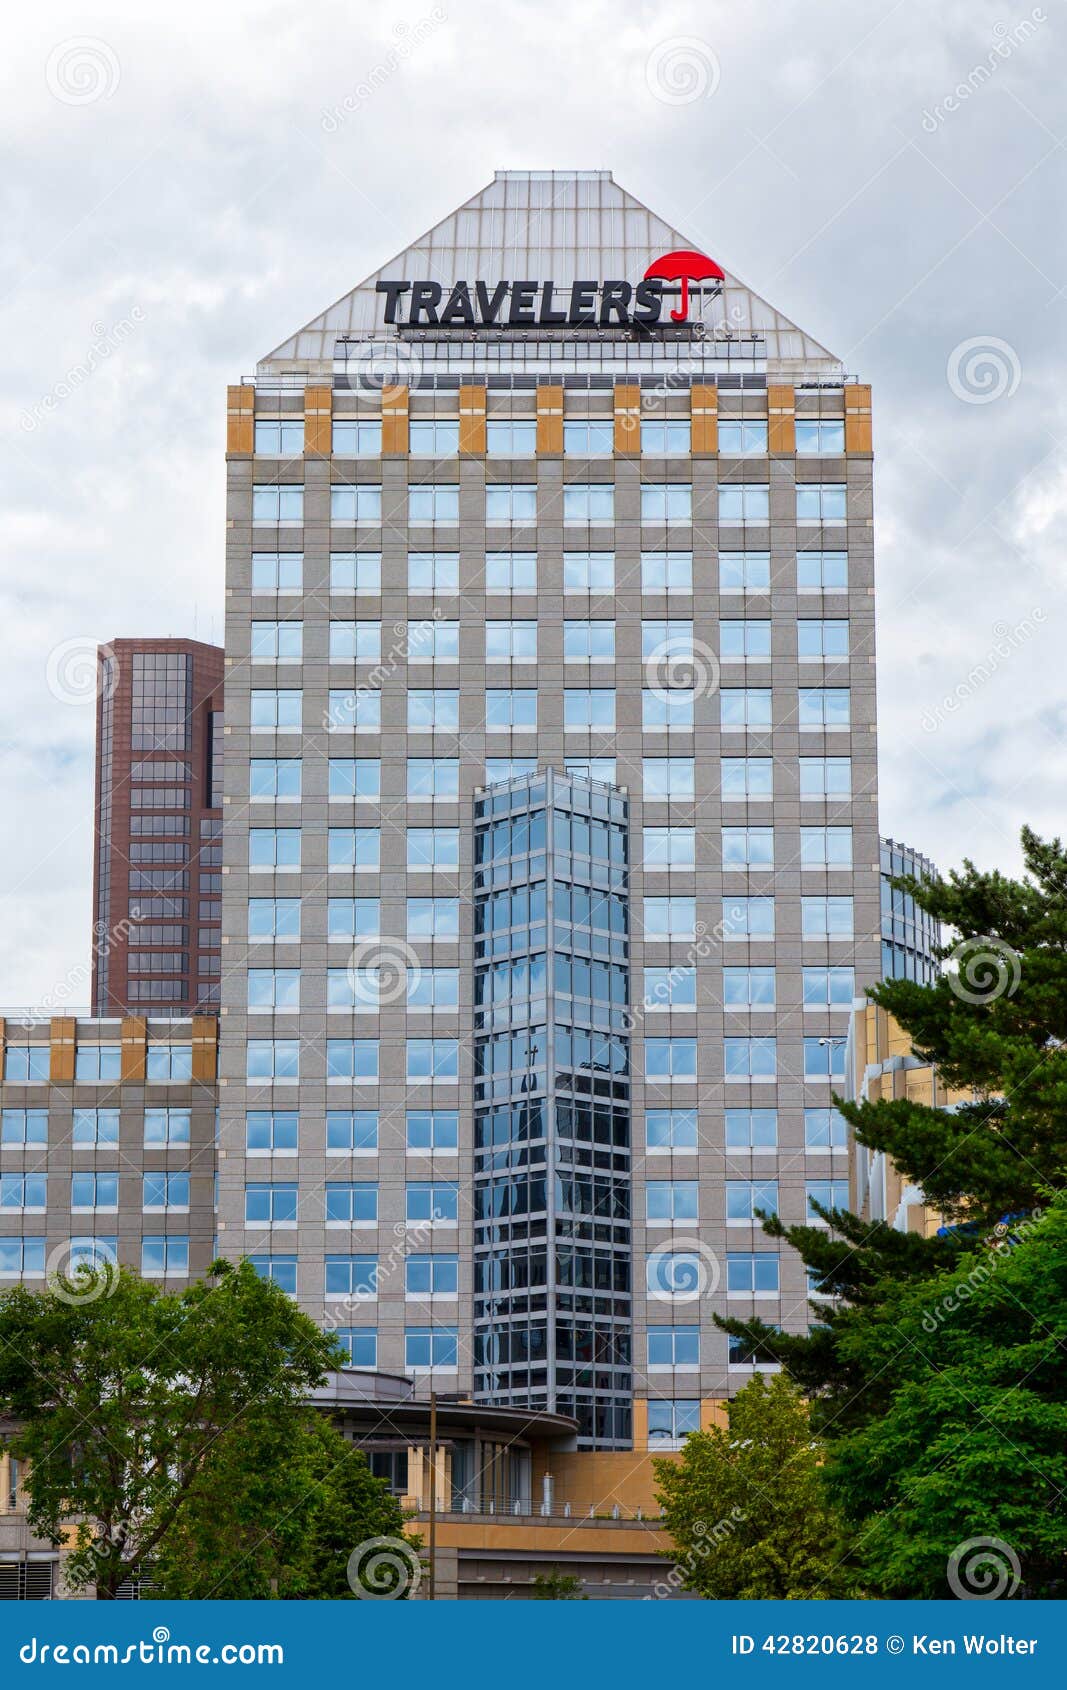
1,0 -> 1064,999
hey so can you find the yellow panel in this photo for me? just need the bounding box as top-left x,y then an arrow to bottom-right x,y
381,385 -> 409,455
614,383 -> 640,454
120,1016 -> 147,1082
459,383 -> 487,455
191,1017 -> 218,1083
304,384 -> 332,456
845,383 -> 873,452
50,1017 -> 77,1084
536,384 -> 563,454
226,385 -> 254,455
691,383 -> 718,454
767,383 -> 796,454
631,1396 -> 649,1452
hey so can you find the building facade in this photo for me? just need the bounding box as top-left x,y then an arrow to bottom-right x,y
216,170 -> 881,1449
0,1015 -> 218,1292
879,837 -> 941,985
92,638 -> 224,1016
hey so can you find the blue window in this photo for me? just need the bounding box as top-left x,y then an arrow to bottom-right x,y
407,759 -> 460,801
645,1109 -> 697,1151
141,1236 -> 189,1277
144,1172 -> 189,1212
645,1039 -> 697,1082
2,1047 -> 49,1083
72,1108 -> 119,1145
0,1175 -> 46,1211
0,1238 -> 46,1277
328,621 -> 381,661
325,1183 -> 378,1225
250,758 -> 301,801
803,1037 -> 847,1082
647,1400 -> 701,1444
806,1180 -> 850,1221
326,898 -> 380,941
724,1037 -> 777,1081
254,420 -> 304,455
646,1181 -> 698,1223
1,1109 -> 48,1145
725,1109 -> 778,1150
726,1180 -> 779,1222
71,1172 -> 118,1210
406,1182 -> 459,1225
74,1046 -> 121,1083
246,1111 -> 299,1154
252,552 -> 303,592
251,689 -> 302,731
146,1045 -> 192,1082
647,1327 -> 700,1368
328,759 -> 381,801
326,1111 -> 379,1152
252,485 -> 303,524
406,1040 -> 459,1082
332,420 -> 382,456
796,483 -> 847,524
249,828 -> 301,871
330,485 -> 382,523
248,1255 -> 297,1295
326,1040 -> 379,1083
334,1328 -> 378,1369
246,1040 -> 300,1083
404,1327 -> 459,1369
410,485 -> 459,524
144,1108 -> 191,1146
804,1108 -> 847,1150
245,1183 -> 297,1225
726,1253 -> 780,1295
405,1255 -> 459,1296
718,420 -> 767,455
324,1255 -> 378,1299
406,1111 -> 459,1151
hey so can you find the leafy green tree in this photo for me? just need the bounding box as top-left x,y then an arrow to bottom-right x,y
529,1569 -> 587,1599
718,828 -> 1067,1430
823,1196 -> 1067,1598
715,829 -> 1067,1592
152,1410 -> 411,1599
654,1374 -> 858,1598
0,1259 -> 344,1598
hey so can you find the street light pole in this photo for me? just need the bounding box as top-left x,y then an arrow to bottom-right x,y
427,1389 -> 437,1601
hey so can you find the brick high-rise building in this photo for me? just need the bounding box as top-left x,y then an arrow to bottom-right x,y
92,639 -> 224,1015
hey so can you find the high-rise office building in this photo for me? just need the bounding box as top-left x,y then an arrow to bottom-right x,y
92,639 -> 224,1015
879,837 -> 941,985
218,169 -> 880,1449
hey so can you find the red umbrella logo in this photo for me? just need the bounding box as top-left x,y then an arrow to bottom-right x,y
643,250 -> 725,322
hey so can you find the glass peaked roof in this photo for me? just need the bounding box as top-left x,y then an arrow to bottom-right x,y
258,169 -> 844,380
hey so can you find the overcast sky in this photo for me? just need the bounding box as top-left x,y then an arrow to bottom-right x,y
2,0 -> 1064,1006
